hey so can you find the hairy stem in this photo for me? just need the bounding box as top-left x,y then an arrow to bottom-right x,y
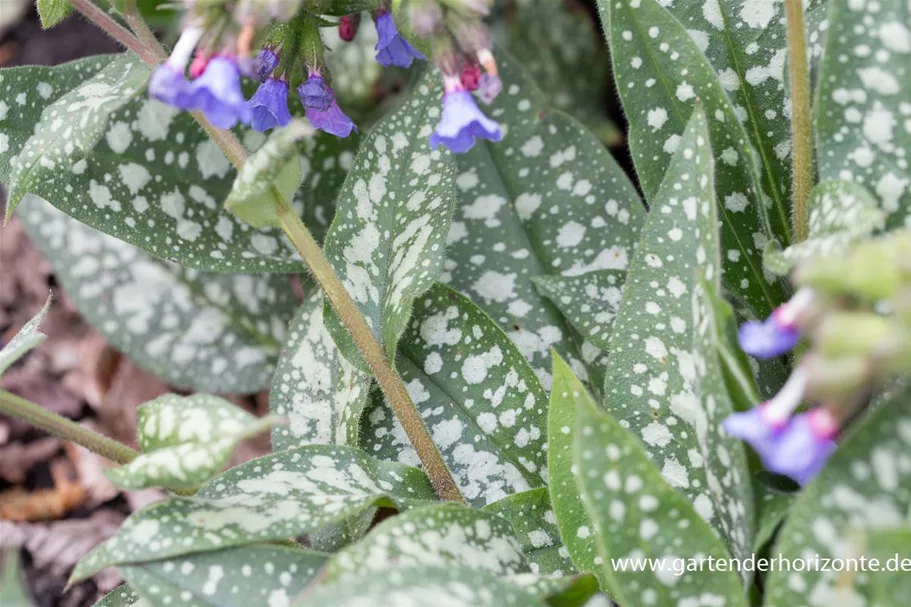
123,1 -> 167,62
785,0 -> 813,242
68,0 -> 158,64
70,0 -> 465,503
0,389 -> 138,464
275,196 -> 464,503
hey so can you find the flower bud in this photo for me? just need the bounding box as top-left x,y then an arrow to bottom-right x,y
814,311 -> 903,360
339,13 -> 361,41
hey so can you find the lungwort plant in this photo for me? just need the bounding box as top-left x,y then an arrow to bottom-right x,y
1,0 -> 911,604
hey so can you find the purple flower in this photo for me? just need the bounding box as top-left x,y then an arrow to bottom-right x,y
297,74 -> 334,112
249,79 -> 292,132
149,64 -> 192,108
738,288 -> 815,359
186,57 -> 252,129
765,409 -> 838,485
478,73 -> 502,105
374,12 -> 426,68
306,99 -> 357,138
255,48 -> 279,81
429,87 -> 502,153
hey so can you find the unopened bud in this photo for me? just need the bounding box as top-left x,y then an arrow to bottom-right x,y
460,61 -> 481,90
339,13 -> 361,41
802,354 -> 873,402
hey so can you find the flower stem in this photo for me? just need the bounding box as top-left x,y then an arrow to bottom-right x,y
0,389 -> 137,465
274,193 -> 464,503
68,0 -> 158,64
785,0 -> 813,242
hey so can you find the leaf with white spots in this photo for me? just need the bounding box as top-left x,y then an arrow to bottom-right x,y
765,180 -> 885,275
0,296 -> 50,377
324,504 -> 527,581
323,19 -> 383,111
270,291 -> 372,451
17,196 -> 298,393
300,565 -> 549,607
93,585 -> 141,607
485,488 -> 577,577
0,54 -> 356,272
493,0 -> 621,144
817,0 -> 911,229
119,545 -> 327,607
532,271 -> 626,351
765,388 -> 911,606
866,527 -> 911,605
225,120 -> 312,229
600,110 -> 754,561
4,53 -> 148,220
321,76 -> 457,371
71,444 -> 436,582
105,394 -> 276,491
359,283 -> 549,508
566,358 -> 749,607
442,53 -> 645,388
601,0 -> 786,318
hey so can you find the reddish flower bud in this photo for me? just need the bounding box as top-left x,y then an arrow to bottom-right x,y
339,14 -> 361,42
460,62 -> 481,91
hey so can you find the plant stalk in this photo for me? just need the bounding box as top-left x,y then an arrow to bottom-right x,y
70,0 -> 466,504
785,0 -> 813,242
0,389 -> 138,465
275,197 -> 464,503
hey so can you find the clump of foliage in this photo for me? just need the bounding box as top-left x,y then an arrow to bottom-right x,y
1,0 -> 910,605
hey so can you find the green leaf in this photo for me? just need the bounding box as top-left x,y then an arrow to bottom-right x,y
485,488 -> 577,576
321,76 -> 457,371
751,475 -> 794,553
301,565 -> 549,607
17,197 -> 297,393
495,0 -> 620,144
532,270 -> 626,351
765,388 -> 911,605
0,297 -> 50,377
225,120 -> 312,229
0,550 -> 33,607
270,292 -> 372,451
441,52 -> 645,386
816,0 -> 911,228
105,394 -> 275,491
765,180 -> 885,275
0,55 -> 356,272
36,0 -> 72,29
359,283 -> 548,507
600,110 -> 754,560
562,357 -> 747,607
5,54 -> 147,220
867,527 -> 911,605
92,586 -> 140,607
324,504 -> 526,581
119,545 -> 327,607
600,0 -> 785,318
323,19 -> 383,109
71,445 -> 435,581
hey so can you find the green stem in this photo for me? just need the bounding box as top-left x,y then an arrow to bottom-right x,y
0,389 -> 137,465
68,0 -> 158,64
785,0 -> 813,242
275,194 -> 464,503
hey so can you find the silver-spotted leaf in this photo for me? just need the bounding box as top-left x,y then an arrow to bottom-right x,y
566,358 -> 748,607
106,394 -> 275,491
300,565 -> 548,607
225,120 -> 313,228
765,180 -> 885,275
0,297 -> 50,377
532,270 -> 626,352
602,0 -> 785,318
5,54 -> 148,220
600,110 -> 754,560
321,76 -> 457,370
866,527 -> 911,605
93,586 -> 140,607
270,292 -> 372,451
816,0 -> 911,228
441,52 -> 645,387
485,487 -> 577,577
324,504 -> 526,581
765,388 -> 911,605
360,283 -> 549,508
71,445 -> 436,581
0,55 -> 356,271
18,196 -> 296,393
119,545 -> 327,607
